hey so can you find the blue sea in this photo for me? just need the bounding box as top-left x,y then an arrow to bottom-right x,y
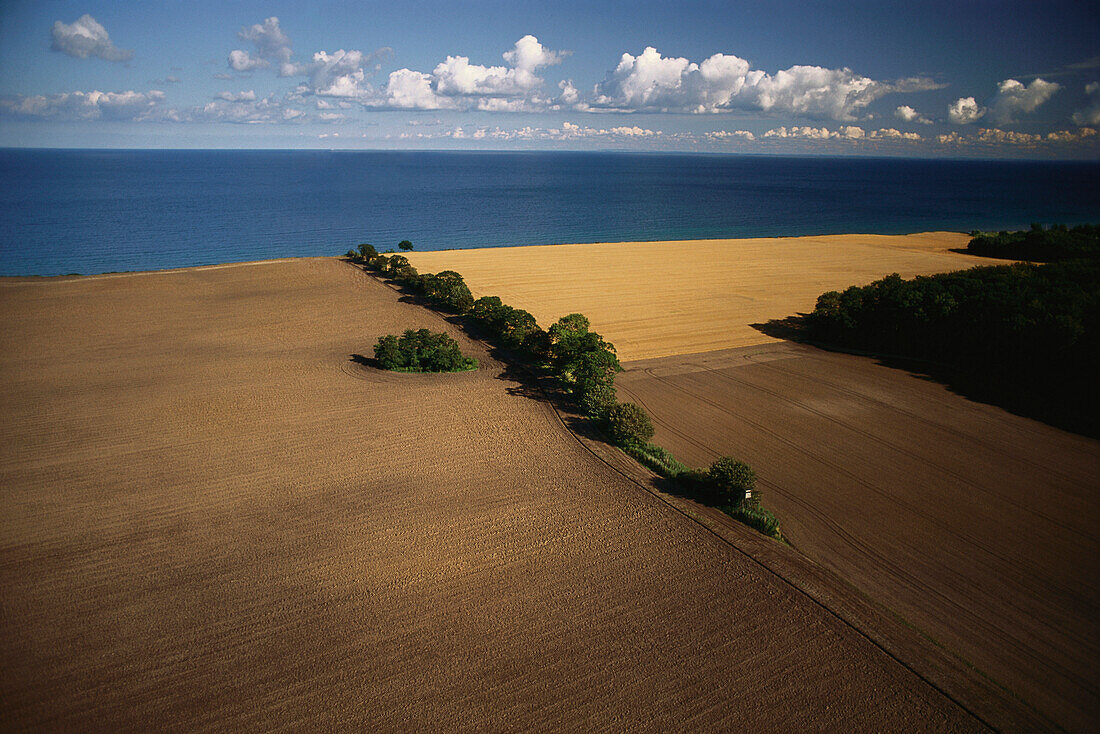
1,149 -> 1098,276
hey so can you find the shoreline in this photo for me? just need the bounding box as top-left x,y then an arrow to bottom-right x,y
0,231 -> 974,280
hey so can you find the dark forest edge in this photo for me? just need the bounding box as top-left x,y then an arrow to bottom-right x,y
965,223 -> 1099,262
808,231 -> 1099,436
345,242 -> 784,541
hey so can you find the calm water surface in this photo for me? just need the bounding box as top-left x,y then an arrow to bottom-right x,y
2,149 -> 1098,276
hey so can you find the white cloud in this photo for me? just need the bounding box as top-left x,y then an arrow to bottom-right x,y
51,14 -> 132,62
936,127 -> 1097,147
948,96 -> 985,124
0,90 -> 167,120
869,128 -> 922,140
588,46 -> 935,120
764,126 -> 838,139
705,129 -> 756,141
371,35 -> 565,111
987,78 -> 1059,124
215,90 -> 257,102
895,105 -> 931,124
1072,82 -> 1100,126
381,68 -> 453,109
230,17 -> 295,76
762,125 -> 921,143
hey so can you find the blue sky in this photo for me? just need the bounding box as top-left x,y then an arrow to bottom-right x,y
1,1 -> 1098,156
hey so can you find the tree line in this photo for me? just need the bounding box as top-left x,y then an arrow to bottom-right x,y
807,253 -> 1099,436
345,242 -> 783,540
966,223 -> 1099,262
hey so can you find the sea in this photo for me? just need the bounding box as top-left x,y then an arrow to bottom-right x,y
1,148 -> 1098,277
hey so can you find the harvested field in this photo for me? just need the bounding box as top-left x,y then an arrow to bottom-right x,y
616,342 -> 1100,732
0,259 -> 983,730
406,231 -> 985,361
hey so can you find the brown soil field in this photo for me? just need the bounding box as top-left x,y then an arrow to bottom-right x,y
616,342 -> 1100,732
406,231 -> 986,361
0,259 -> 985,730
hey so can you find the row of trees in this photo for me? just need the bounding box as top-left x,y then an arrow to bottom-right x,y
807,257 -> 1100,435
374,329 -> 477,372
966,223 -> 1099,262
345,244 -> 779,537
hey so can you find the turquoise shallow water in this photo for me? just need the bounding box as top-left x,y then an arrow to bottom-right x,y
2,148 -> 1098,276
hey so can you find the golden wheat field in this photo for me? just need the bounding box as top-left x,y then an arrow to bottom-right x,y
406,231 -> 986,361
0,258 -> 988,730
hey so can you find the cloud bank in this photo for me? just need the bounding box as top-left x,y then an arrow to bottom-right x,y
586,46 -> 939,120
949,78 -> 1060,125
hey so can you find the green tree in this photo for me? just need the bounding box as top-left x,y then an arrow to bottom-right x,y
605,402 -> 654,447
398,240 -> 414,251
707,457 -> 756,506
358,243 -> 378,259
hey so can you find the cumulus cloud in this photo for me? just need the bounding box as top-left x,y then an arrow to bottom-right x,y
1072,82 -> 1100,126
230,17 -> 295,75
869,128 -> 922,140
705,129 -> 756,141
371,35 -> 565,111
51,14 -> 133,62
762,125 -> 921,143
587,46 -> 937,120
895,105 -> 931,124
0,90 -> 168,120
987,78 -> 1059,124
937,126 -> 1097,147
195,93 -> 304,124
949,79 -> 1060,126
948,96 -> 985,124
215,90 -> 257,102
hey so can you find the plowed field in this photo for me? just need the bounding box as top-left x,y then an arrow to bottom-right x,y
1,259 -> 982,730
616,343 -> 1100,732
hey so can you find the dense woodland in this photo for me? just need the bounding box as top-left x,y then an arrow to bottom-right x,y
966,223 -> 1099,262
807,255 -> 1099,435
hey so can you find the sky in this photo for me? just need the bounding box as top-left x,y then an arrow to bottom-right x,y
1,0 -> 1098,157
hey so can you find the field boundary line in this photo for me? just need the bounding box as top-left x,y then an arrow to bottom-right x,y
346,260 -> 1053,733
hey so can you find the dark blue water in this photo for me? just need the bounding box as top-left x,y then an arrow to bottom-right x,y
2,149 -> 1098,276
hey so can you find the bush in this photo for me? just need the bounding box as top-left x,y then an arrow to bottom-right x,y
728,504 -> 783,540
605,402 -> 654,447
421,270 -> 474,313
372,329 -> 477,372
707,457 -> 756,505
623,442 -> 690,478
578,383 -> 617,419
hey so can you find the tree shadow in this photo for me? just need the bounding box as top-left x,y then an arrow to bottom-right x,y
749,314 -> 812,342
749,315 -> 1098,437
349,353 -> 379,369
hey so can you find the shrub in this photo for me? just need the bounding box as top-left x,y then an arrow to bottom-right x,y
373,329 -> 477,372
578,383 -> 617,419
728,504 -> 783,540
623,442 -> 690,478
421,270 -> 474,313
605,402 -> 654,447
707,457 -> 756,506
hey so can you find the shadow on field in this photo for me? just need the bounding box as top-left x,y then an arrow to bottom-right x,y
750,315 -> 1098,437
349,353 -> 380,369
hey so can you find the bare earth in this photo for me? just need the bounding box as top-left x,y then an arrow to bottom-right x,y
0,259 -> 981,730
616,344 -> 1100,732
407,233 -> 1099,731
407,231 -> 986,361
